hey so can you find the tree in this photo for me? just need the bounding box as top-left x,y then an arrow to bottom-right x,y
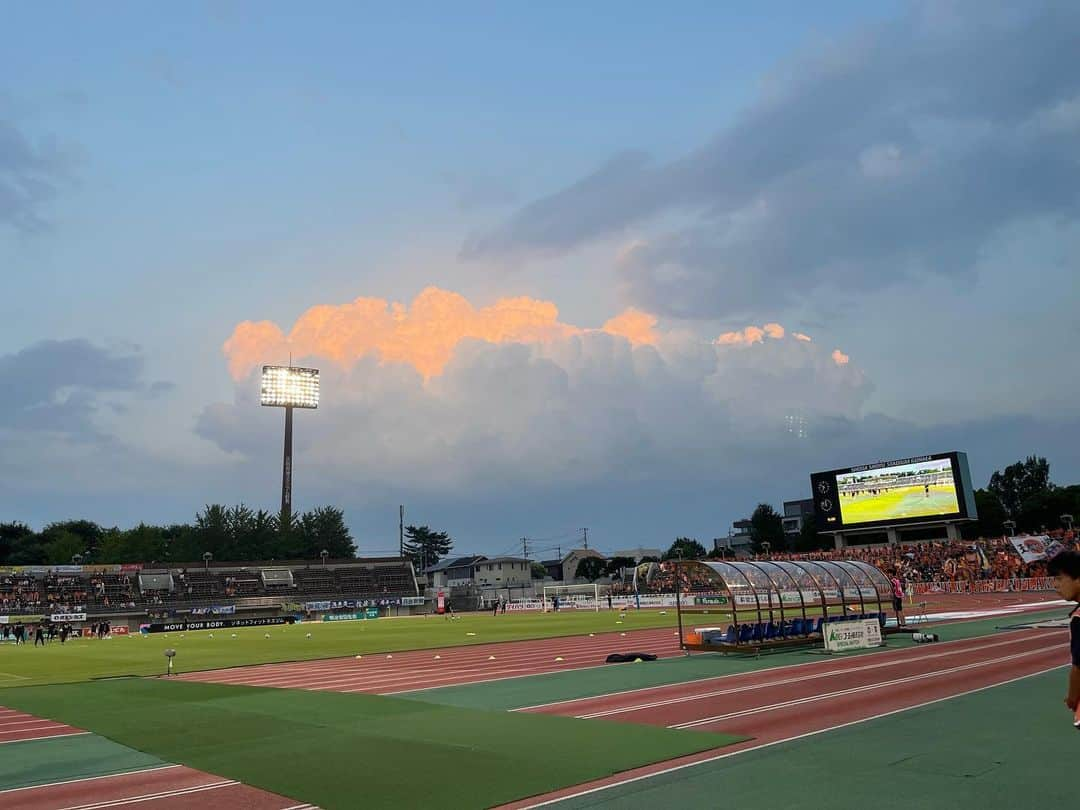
531,562 -> 549,579
604,556 -> 635,577
43,530 -> 87,565
574,556 -> 606,582
963,489 -> 1009,538
298,506 -> 356,559
988,456 -> 1052,518
749,503 -> 785,553
795,518 -> 830,553
42,520 -> 104,556
0,522 -> 35,565
662,538 -> 707,561
402,525 -> 453,571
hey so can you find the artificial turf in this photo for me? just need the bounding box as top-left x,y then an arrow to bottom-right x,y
0,609 -> 680,688
0,733 -> 167,791
0,679 -> 745,810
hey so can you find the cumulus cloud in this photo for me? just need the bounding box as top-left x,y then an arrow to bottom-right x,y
223,287 -> 661,380
201,289 -> 868,497
462,1 -> 1080,318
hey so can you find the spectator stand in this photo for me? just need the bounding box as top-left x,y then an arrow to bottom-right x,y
675,559 -> 894,655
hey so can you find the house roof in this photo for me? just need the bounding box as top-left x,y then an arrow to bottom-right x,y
476,556 -> 531,565
424,555 -> 487,574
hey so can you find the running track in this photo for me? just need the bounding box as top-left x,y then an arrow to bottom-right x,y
0,708 -> 316,810
177,626 -> 684,693
498,626 -> 1068,808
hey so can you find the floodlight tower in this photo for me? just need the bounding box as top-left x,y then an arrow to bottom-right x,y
260,365 -> 320,524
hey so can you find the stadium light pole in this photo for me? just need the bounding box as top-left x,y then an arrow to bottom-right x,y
1063,514 -> 1074,533
203,551 -> 212,571
260,365 -> 320,526
320,549 -> 329,566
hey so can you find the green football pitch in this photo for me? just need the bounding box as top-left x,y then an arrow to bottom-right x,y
840,483 -> 960,523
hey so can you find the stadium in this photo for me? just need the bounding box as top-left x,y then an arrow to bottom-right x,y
0,515 -> 1076,809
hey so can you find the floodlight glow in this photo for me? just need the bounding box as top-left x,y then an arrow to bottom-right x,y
261,365 -> 320,409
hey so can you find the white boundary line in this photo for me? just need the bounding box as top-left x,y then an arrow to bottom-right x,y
0,731 -> 88,745
575,630 -> 1062,719
515,623 -> 1064,712
670,646 -> 1058,728
56,779 -> 238,810
514,663 -> 1069,808
0,765 -> 183,795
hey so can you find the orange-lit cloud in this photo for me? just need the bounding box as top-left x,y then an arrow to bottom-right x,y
763,323 -> 785,339
602,308 -> 658,346
793,332 -> 811,342
832,349 -> 850,365
715,326 -> 766,346
224,287 -> 660,381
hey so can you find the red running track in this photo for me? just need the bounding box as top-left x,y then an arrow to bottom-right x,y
0,708 -> 85,745
177,626 -> 683,694
498,627 -> 1068,808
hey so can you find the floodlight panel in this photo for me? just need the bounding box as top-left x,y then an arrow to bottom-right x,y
261,365 -> 320,408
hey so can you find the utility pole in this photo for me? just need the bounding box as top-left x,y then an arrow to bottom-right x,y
582,527 -> 588,549
522,537 -> 528,560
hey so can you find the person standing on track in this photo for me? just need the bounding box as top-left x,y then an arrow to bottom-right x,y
890,572 -> 906,627
1047,551 -> 1080,719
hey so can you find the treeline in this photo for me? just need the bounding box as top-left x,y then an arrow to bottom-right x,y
0,505 -> 355,567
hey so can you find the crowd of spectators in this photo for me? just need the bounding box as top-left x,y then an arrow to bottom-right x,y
765,530 -> 1077,583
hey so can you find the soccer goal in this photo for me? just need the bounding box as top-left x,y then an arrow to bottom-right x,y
542,583 -> 600,612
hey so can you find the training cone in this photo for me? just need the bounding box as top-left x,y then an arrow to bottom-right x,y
305,633 -> 312,638
434,655 -> 441,660
231,634 -> 237,638
355,655 -> 363,660
616,621 -> 622,625
588,633 -> 595,637
555,657 -> 564,662
466,632 -> 476,636
264,633 -> 270,639
386,654 -> 393,659
620,632 -> 627,637
208,633 -> 214,638
488,655 -> 496,661
633,658 -> 642,663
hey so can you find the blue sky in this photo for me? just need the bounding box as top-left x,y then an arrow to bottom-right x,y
2,1 -> 1078,556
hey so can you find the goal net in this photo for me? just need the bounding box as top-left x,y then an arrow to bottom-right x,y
542,583 -> 600,612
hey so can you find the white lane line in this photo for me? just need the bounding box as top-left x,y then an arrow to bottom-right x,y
671,646 -> 1060,729
56,779 -> 238,810
514,664 -> 1068,809
515,624 -> 1064,712
575,630 -> 1062,719
0,731 -> 88,745
0,765 -> 183,795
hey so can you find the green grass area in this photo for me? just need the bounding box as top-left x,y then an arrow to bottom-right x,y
0,734 -> 167,792
407,607 -> 1072,711
544,666 -> 1073,809
0,610 -> 678,688
0,679 -> 744,810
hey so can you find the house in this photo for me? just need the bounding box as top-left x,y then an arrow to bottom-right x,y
473,557 -> 532,590
557,548 -> 605,583
424,556 -> 487,590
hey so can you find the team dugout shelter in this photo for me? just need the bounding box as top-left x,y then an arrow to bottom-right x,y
675,560 -> 894,652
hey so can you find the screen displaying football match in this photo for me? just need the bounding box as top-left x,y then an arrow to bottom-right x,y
811,451 -> 976,531
836,458 -> 960,524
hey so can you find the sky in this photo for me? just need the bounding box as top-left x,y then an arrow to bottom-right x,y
2,1 -> 1079,558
